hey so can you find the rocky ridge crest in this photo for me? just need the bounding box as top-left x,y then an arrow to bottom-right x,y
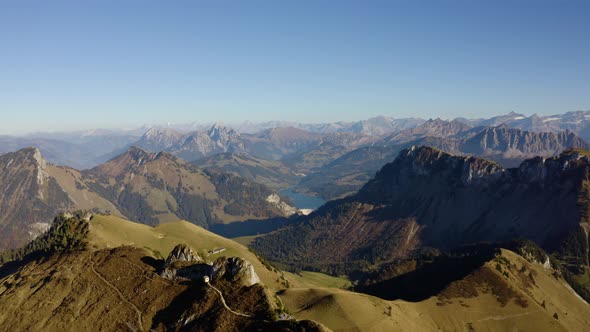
161,244 -> 261,287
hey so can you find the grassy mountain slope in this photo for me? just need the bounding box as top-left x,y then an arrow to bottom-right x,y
88,214 -> 290,292
280,249 -> 590,331
2,213 -> 589,331
0,214 -> 329,331
83,147 -> 294,227
0,246 -> 328,331
91,215 -> 587,331
193,152 -> 301,190
46,165 -> 123,214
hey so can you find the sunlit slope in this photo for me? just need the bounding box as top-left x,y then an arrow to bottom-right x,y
279,249 -> 590,332
46,165 -> 123,215
88,214 -> 289,291
283,271 -> 351,289
88,215 -> 590,331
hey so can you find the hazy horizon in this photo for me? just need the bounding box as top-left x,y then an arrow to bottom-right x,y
6,109 -> 590,137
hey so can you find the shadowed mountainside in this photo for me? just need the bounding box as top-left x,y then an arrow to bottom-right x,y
252,147 -> 590,279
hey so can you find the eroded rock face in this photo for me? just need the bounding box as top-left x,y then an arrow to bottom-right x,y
161,244 -> 206,279
266,193 -> 297,216
213,256 -> 261,287
161,244 -> 260,286
165,244 -> 203,266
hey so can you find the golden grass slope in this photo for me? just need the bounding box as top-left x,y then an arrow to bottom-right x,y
88,214 -> 288,291
86,215 -> 590,331
46,165 -> 123,215
283,271 -> 351,290
0,246 -> 318,332
280,249 -> 590,332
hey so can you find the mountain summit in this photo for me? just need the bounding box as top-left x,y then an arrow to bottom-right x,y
0,148 -> 72,247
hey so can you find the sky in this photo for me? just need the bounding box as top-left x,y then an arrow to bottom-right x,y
0,0 -> 589,134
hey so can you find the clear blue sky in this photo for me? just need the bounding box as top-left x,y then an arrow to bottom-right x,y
1,1 -> 589,134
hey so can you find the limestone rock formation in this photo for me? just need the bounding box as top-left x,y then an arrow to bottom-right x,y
212,256 -> 261,287
161,244 -> 260,287
165,244 -> 203,266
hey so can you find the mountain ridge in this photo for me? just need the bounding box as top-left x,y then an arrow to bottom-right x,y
297,125 -> 590,199
252,146 -> 590,275
0,146 -> 296,249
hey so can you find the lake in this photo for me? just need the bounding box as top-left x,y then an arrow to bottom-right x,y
278,187 -> 326,210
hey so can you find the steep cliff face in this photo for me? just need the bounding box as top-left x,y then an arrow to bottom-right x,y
252,147 -> 590,272
357,146 -> 587,249
461,126 -> 590,166
0,148 -> 74,248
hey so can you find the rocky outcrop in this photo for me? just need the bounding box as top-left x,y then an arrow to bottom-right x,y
165,244 -> 203,266
265,193 -> 297,216
461,126 -> 590,165
212,256 -> 261,287
161,244 -> 260,287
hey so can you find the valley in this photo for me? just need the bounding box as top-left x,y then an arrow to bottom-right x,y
3,3 -> 589,330
3,112 -> 590,331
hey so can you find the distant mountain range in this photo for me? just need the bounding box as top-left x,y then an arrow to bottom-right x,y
2,110 -> 590,170
0,132 -> 140,170
297,122 -> 590,199
3,112 -> 590,242
455,110 -> 590,134
133,125 -> 375,174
